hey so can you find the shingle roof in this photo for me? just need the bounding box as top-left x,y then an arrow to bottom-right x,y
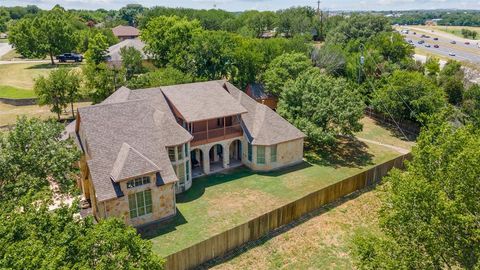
106,39 -> 147,63
110,143 -> 160,182
77,81 -> 304,202
112,25 -> 140,37
78,95 -> 192,202
222,81 -> 305,146
161,81 -> 248,122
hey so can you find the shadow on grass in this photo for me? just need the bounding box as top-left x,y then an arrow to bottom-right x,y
198,184 -> 380,269
305,138 -> 374,168
26,63 -> 82,69
371,118 -> 418,142
138,209 -> 188,239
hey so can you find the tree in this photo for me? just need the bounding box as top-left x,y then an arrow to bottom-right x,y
327,14 -> 391,46
141,16 -> 202,71
84,32 -> 109,65
368,32 -> 414,64
83,62 -> 125,104
278,69 -> 364,145
372,70 -> 447,123
118,4 -> 144,26
9,7 -> 77,65
127,67 -> 194,89
425,56 -> 440,76
190,30 -> 235,80
0,8 -> 9,33
462,84 -> 480,125
34,68 -> 80,120
276,7 -> 316,37
120,46 -> 144,80
438,60 -> 465,105
263,52 -> 312,96
0,117 -> 80,203
312,44 -> 346,76
353,120 -> 480,269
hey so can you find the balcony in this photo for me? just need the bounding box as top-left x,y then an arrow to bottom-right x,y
191,124 -> 242,147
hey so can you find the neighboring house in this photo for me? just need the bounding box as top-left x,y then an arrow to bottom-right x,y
106,39 -> 147,68
112,25 -> 140,41
245,83 -> 278,111
74,80 -> 305,227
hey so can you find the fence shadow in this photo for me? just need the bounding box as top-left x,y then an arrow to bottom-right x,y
197,184 -> 379,269
138,209 -> 188,239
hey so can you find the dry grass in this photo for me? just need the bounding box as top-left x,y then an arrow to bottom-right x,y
213,188 -> 383,270
356,117 -> 415,151
0,102 -> 91,127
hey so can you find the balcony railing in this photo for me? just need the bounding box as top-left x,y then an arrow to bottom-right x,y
191,124 -> 242,146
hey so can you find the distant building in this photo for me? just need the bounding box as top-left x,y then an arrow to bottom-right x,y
112,25 -> 140,41
246,83 -> 278,111
106,39 -> 147,67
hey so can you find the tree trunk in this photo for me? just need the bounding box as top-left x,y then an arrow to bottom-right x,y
57,112 -> 61,121
71,102 -> 75,118
49,52 -> 55,65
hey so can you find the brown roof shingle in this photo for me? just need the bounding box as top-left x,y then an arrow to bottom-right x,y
112,25 -> 140,37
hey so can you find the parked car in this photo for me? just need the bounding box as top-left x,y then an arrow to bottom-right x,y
449,52 -> 456,56
434,44 -> 439,48
56,53 -> 83,63
451,40 -> 457,44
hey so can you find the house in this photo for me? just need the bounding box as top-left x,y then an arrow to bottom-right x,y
106,39 -> 147,68
245,83 -> 278,111
112,25 -> 140,41
74,81 -> 305,227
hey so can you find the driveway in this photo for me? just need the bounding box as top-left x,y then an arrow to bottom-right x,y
0,43 -> 12,58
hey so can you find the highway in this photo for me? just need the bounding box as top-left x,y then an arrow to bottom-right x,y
399,28 -> 480,64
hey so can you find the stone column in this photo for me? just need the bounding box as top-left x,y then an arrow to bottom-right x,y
202,146 -> 210,174
223,142 -> 230,168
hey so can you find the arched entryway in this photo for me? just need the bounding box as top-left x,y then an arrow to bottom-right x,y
229,139 -> 242,166
190,148 -> 204,178
209,144 -> 223,172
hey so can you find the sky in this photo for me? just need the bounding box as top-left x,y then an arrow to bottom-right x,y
2,0 -> 480,11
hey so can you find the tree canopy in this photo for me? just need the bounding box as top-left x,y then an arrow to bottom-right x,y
353,119 -> 480,269
278,69 -> 364,145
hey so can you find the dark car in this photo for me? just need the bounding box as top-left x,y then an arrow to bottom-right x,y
418,40 -> 425,44
434,44 -> 439,48
450,40 -> 457,44
56,53 -> 83,63
433,37 -> 439,40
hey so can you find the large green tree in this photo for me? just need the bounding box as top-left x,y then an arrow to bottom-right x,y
278,68 -> 364,145
438,60 -> 465,105
0,117 -> 80,203
120,46 -> 144,80
127,67 -> 194,89
353,119 -> 480,269
9,7 -> 77,65
142,15 -> 202,71
34,68 -> 80,120
263,52 -> 312,96
372,70 -> 447,123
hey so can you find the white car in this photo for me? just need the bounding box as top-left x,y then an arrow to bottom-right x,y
448,52 -> 456,56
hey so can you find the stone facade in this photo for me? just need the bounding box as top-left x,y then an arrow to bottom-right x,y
243,138 -> 304,171
95,172 -> 176,227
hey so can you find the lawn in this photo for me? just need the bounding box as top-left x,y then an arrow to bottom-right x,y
0,85 -> 36,99
0,63 -> 53,89
0,102 -> 91,127
213,186 -> 383,270
141,118 -> 410,258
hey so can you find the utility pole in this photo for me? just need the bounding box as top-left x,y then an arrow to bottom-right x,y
358,44 -> 365,84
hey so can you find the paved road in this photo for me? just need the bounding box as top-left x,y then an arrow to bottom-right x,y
0,43 -> 12,58
400,28 -> 480,64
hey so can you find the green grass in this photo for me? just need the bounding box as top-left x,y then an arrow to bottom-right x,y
141,119 -> 408,257
0,85 -> 37,99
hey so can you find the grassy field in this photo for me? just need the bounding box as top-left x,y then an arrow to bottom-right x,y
0,102 -> 91,127
213,187 -> 382,270
0,63 -> 54,89
430,25 -> 480,40
0,85 -> 36,99
141,118 -> 410,258
0,49 -> 22,61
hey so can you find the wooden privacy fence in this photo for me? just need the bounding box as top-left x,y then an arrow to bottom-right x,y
165,153 -> 412,270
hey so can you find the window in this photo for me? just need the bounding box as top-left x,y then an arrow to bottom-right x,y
178,145 -> 183,160
186,160 -> 190,181
168,147 -> 176,162
177,163 -> 186,184
257,146 -> 265,165
126,176 -> 150,189
248,143 -> 252,162
271,145 -> 277,163
184,143 -> 189,158
128,190 -> 152,219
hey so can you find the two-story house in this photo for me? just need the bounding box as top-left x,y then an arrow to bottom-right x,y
74,81 -> 305,227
